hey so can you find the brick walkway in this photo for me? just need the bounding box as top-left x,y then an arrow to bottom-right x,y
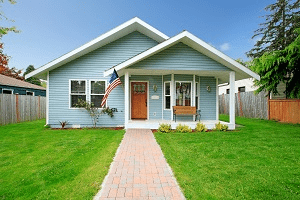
94,129 -> 185,200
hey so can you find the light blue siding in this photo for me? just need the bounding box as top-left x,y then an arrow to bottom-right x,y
129,42 -> 230,71
49,31 -> 158,127
130,75 -> 163,120
200,77 -> 216,120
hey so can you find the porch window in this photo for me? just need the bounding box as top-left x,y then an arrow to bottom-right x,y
70,80 -> 86,108
164,82 -> 171,109
90,80 -> 106,108
176,82 -> 191,106
195,82 -> 199,109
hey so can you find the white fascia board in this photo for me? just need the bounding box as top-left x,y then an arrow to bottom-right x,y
184,32 -> 260,80
26,17 -> 169,79
105,31 -> 260,81
104,32 -> 187,77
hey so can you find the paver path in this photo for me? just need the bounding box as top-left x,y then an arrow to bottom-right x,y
94,128 -> 185,200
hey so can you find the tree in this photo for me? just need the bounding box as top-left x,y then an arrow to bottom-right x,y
0,0 -> 19,37
0,43 -> 23,80
251,29 -> 300,98
247,0 -> 300,58
23,65 -> 41,86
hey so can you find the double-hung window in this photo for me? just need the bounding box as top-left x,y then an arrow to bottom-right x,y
164,82 -> 171,109
70,80 -> 86,108
90,80 -> 106,108
195,82 -> 199,109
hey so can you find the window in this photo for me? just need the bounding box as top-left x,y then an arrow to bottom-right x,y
70,80 -> 86,108
2,89 -> 13,94
195,82 -> 199,109
90,81 -> 106,108
176,82 -> 191,106
226,89 -> 230,94
26,91 -> 34,96
164,82 -> 171,109
238,86 -> 245,93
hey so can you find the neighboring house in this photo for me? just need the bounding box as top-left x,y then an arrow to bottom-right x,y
26,17 -> 259,129
219,78 -> 258,94
0,74 -> 46,96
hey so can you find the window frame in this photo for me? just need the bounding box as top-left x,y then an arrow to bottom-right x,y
195,82 -> 199,109
2,89 -> 13,94
164,81 -> 171,110
26,91 -> 35,96
175,81 -> 193,107
69,79 -> 87,109
89,80 -> 107,109
238,86 -> 246,93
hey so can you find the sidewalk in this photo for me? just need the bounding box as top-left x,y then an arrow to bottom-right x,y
94,128 -> 185,200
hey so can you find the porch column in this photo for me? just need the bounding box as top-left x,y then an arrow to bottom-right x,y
229,72 -> 235,128
193,75 -> 196,121
216,78 -> 219,121
125,72 -> 130,129
171,74 -> 174,120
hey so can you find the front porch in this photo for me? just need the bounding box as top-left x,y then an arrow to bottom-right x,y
127,119 -> 234,130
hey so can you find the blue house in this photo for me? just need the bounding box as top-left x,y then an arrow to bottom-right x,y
26,18 -> 259,129
0,74 -> 46,96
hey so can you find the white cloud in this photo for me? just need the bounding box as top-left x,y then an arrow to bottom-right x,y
220,42 -> 230,51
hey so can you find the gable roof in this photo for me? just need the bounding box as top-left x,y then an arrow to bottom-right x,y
104,31 -> 260,82
25,17 -> 169,79
0,74 -> 46,90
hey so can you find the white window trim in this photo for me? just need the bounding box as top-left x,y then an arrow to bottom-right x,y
175,81 -> 193,106
2,88 -> 13,94
164,81 -> 171,110
195,82 -> 200,109
26,91 -> 35,96
89,80 -> 107,109
69,79 -> 87,109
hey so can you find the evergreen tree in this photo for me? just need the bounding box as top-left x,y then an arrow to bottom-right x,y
24,65 -> 41,86
247,0 -> 300,58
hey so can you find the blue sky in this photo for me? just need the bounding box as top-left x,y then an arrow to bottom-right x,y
1,0 -> 274,73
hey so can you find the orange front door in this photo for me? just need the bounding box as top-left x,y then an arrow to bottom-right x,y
131,82 -> 147,119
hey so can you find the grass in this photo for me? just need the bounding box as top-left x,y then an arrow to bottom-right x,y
0,119 -> 124,200
155,115 -> 300,199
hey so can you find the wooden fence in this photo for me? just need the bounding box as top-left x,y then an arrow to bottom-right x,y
0,94 -> 46,125
269,99 -> 300,123
219,91 -> 268,119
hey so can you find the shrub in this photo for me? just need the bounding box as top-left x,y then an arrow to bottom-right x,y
158,123 -> 172,133
214,122 -> 229,131
195,122 -> 207,132
176,124 -> 192,133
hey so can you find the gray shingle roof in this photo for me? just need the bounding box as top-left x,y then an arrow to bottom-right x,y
0,74 -> 46,90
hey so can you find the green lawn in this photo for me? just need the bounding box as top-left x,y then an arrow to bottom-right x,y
155,115 -> 300,199
0,120 -> 124,200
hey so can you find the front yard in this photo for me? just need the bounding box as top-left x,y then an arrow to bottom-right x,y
0,120 -> 124,199
155,115 -> 300,199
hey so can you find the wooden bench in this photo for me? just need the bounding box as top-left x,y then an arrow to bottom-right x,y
173,106 -> 200,122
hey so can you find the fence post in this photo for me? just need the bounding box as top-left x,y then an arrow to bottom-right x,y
16,94 -> 20,123
238,92 -> 243,117
267,92 -> 270,120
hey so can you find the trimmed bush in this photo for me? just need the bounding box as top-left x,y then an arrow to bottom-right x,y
158,123 -> 172,133
214,122 -> 229,131
176,124 -> 192,133
195,122 -> 207,132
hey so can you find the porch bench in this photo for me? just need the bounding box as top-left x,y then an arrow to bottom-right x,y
173,106 -> 200,122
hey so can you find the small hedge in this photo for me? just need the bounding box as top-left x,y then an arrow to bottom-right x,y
214,122 -> 229,131
158,123 -> 172,133
195,122 -> 207,132
176,124 -> 192,133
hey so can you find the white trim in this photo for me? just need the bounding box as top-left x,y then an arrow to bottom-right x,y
89,80 -> 107,108
26,91 -> 35,96
171,74 -> 174,120
46,72 -> 49,125
229,72 -> 235,128
104,31 -> 260,81
69,79 -> 88,109
216,78 -> 219,121
129,81 -> 149,120
163,81 -> 171,110
2,88 -> 13,94
26,17 -> 169,79
161,76 -> 164,120
192,75 -> 196,121
124,72 -> 129,129
198,76 -> 201,111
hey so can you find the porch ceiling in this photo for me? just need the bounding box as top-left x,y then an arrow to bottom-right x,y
117,69 -> 234,84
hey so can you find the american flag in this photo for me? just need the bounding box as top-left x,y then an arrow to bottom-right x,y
101,69 -> 122,107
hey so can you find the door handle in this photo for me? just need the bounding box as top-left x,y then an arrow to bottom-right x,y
145,100 -> 147,107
